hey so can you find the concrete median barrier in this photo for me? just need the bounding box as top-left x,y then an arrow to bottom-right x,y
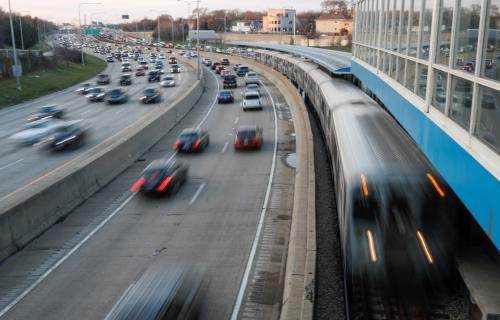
0,57 -> 203,261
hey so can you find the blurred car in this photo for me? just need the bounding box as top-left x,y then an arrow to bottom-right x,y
215,65 -> 225,74
148,70 -> 161,82
223,74 -> 237,89
106,56 -> 114,63
245,72 -> 259,85
242,91 -> 262,111
75,82 -> 93,94
202,58 -> 212,66
237,65 -> 250,76
160,75 -> 176,87
43,120 -> 89,151
170,64 -> 180,73
121,63 -> 132,72
27,105 -> 64,121
233,63 -> 241,71
106,88 -> 129,104
119,74 -> 133,86
168,57 -> 177,64
244,83 -> 260,95
85,87 -> 107,102
211,61 -> 220,70
220,57 -> 230,65
234,125 -> 263,150
135,68 -> 146,76
97,74 -> 111,85
130,158 -> 188,195
10,118 -> 61,145
139,61 -> 149,69
221,69 -> 232,78
217,90 -> 234,104
173,128 -> 210,153
158,53 -> 166,59
140,88 -> 161,104
154,64 -> 165,74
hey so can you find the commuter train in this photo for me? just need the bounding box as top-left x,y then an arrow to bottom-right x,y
252,49 -> 466,300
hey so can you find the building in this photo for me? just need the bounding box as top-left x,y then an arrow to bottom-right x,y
315,13 -> 353,35
231,21 -> 251,33
352,0 -> 500,248
262,8 -> 296,33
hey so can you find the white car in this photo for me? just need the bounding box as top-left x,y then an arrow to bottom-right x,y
245,72 -> 259,85
158,53 -> 166,59
160,75 -> 176,87
242,91 -> 262,111
189,51 -> 198,58
10,119 -> 61,145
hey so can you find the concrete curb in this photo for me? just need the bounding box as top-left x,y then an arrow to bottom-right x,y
0,57 -> 203,261
203,52 -> 316,320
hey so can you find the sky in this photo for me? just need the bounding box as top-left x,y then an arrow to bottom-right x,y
1,0 -> 322,24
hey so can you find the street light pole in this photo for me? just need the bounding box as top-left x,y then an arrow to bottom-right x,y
196,0 -> 200,80
78,2 -> 101,65
157,14 -> 161,43
8,0 -> 21,91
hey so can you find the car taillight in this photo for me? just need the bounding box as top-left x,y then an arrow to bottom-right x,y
193,139 -> 202,149
173,140 -> 181,150
130,177 -> 145,192
156,176 -> 173,192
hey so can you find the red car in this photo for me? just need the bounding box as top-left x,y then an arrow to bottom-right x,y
136,68 -> 146,76
234,125 -> 263,150
215,65 -> 225,74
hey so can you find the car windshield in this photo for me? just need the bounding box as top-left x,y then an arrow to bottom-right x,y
163,77 -> 174,81
109,89 -> 122,95
98,74 -> 107,78
247,73 -> 257,77
246,85 -> 258,90
55,125 -> 76,133
220,91 -> 232,96
144,89 -> 156,94
237,129 -> 256,138
245,94 -> 259,100
26,121 -> 49,129
179,132 -> 199,141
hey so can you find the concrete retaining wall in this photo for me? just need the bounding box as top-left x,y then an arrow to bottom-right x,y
218,32 -> 351,47
0,58 -> 203,261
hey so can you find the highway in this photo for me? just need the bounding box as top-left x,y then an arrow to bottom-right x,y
0,50 -> 196,200
0,60 -> 296,319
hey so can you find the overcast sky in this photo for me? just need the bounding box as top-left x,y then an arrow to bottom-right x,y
1,0 -> 322,24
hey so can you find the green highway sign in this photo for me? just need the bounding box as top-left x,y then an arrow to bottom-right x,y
84,28 -> 100,35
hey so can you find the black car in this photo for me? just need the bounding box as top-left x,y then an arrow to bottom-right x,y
97,74 -> 111,85
119,74 -> 133,86
46,120 -> 88,151
130,158 -> 188,195
211,61 -> 221,70
148,71 -> 161,82
106,57 -> 114,63
223,74 -> 237,89
173,128 -> 210,152
85,87 -> 107,102
217,90 -> 234,104
106,88 -> 129,104
170,64 -> 180,73
27,105 -> 64,121
140,88 -> 161,104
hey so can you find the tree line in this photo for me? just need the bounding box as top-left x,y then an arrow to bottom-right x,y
0,8 -> 57,50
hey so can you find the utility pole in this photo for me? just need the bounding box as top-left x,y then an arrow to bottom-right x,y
19,16 -> 25,50
196,0 -> 200,80
157,14 -> 161,43
8,0 -> 21,91
78,2 -> 101,65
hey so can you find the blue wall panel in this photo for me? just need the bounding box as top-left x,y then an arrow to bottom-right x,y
352,61 -> 500,249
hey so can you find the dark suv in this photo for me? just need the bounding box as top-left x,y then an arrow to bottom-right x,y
148,71 -> 161,82
119,74 -> 132,86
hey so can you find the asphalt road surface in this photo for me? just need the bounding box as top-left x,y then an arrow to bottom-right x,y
0,60 -> 295,320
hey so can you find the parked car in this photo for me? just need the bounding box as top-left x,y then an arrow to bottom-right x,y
217,90 -> 234,104
27,105 -> 64,121
140,88 -> 161,104
97,74 -> 111,85
130,158 -> 188,195
234,125 -> 263,150
106,88 -> 129,104
119,74 -> 133,86
85,87 -> 107,102
173,128 -> 210,153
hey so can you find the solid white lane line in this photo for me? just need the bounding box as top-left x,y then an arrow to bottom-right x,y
230,79 -> 279,320
189,182 -> 206,206
196,68 -> 220,129
0,192 -> 137,318
221,141 -> 229,153
234,116 -> 239,124
0,158 -> 24,171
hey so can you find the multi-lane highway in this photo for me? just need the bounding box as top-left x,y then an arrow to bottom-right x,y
0,57 -> 296,319
0,49 -> 195,199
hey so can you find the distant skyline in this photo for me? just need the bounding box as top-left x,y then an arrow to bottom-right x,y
0,0 -> 322,24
